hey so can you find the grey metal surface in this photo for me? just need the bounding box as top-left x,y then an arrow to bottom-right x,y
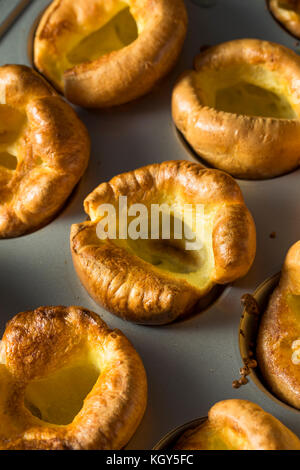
0,0 -> 299,450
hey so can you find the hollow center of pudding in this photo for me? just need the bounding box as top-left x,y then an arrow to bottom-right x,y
194,65 -> 297,119
24,357 -> 100,425
110,205 -> 217,290
215,82 -> 295,118
176,423 -> 249,450
46,2 -> 138,89
67,7 -> 138,65
0,105 -> 26,172
0,152 -> 17,170
128,238 -> 201,274
277,1 -> 300,12
287,294 -> 300,319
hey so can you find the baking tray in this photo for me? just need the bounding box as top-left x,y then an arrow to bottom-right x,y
0,0 -> 299,450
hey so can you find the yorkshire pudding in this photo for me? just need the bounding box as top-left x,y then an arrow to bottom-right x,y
174,400 -> 300,450
269,1 -> 300,38
70,161 -> 256,325
0,65 -> 90,238
0,306 -> 147,450
172,39 -> 300,179
257,241 -> 300,409
34,0 -> 187,107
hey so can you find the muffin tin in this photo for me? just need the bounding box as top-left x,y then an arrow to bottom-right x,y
153,417 -> 207,450
239,273 -> 300,413
0,0 -> 299,449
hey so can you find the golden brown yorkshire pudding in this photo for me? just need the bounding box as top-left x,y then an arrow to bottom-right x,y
0,306 -> 147,450
174,400 -> 300,450
257,241 -> 300,409
269,1 -> 300,38
70,161 -> 256,325
172,39 -> 300,179
34,0 -> 187,108
0,65 -> 90,238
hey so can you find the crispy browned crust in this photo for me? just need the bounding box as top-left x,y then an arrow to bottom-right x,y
175,400 -> 300,450
0,306 -> 147,450
257,241 -> 300,409
34,0 -> 187,107
269,1 -> 300,38
70,161 -> 256,324
172,39 -> 300,179
0,65 -> 90,238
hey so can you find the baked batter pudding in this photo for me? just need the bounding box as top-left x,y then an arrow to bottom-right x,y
172,39 -> 300,179
0,65 -> 90,238
0,306 -> 147,450
34,0 -> 187,107
174,400 -> 300,450
70,161 -> 256,325
257,241 -> 300,409
269,1 -> 300,38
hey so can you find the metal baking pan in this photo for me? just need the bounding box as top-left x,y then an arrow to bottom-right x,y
153,416 -> 207,450
0,0 -> 299,449
239,273 -> 300,414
